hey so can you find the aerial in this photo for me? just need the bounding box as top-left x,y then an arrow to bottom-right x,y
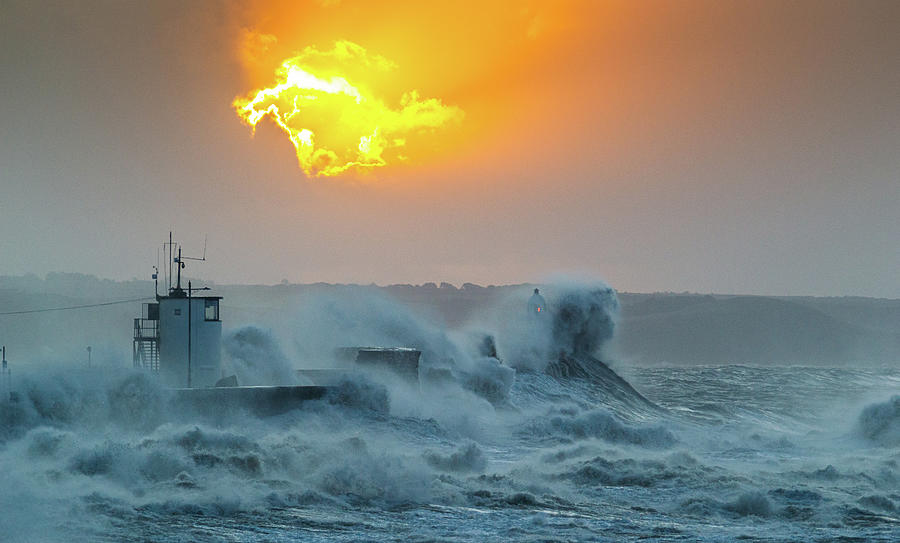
1,1 -> 899,542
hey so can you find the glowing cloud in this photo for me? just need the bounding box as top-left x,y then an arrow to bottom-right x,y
233,40 -> 463,177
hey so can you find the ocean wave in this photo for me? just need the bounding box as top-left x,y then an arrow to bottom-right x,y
522,407 -> 677,448
856,395 -> 900,446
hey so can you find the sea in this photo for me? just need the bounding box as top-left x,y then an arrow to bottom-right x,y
1,287 -> 899,542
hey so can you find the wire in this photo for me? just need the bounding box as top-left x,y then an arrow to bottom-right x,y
0,297 -> 154,316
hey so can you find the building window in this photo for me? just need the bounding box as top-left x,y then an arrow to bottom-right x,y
204,300 -> 219,321
174,308 -> 181,316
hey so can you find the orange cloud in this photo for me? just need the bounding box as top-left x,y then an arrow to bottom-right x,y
233,40 -> 463,178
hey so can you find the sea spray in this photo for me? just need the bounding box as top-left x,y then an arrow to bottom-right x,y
3,288 -> 899,542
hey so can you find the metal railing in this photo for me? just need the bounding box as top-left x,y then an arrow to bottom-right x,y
133,318 -> 159,371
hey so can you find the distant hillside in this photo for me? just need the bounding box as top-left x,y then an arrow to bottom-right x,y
614,294 -> 900,365
0,274 -> 897,366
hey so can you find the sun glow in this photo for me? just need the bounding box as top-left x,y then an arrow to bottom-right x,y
233,41 -> 463,178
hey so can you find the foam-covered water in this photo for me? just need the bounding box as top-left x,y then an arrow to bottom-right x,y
2,285 -> 899,542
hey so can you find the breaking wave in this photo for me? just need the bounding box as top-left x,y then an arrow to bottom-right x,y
856,395 -> 900,446
524,407 -> 676,448
2,283 -> 899,542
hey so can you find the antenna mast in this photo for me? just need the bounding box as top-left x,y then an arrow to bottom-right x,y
163,231 -> 177,292
167,235 -> 207,297
174,247 -> 185,295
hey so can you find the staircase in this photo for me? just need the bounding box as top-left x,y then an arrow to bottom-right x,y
133,318 -> 159,372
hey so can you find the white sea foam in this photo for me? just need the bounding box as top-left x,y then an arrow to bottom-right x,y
2,283 -> 899,542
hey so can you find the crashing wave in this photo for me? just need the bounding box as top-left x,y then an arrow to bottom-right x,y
526,285 -> 660,412
856,395 -> 900,446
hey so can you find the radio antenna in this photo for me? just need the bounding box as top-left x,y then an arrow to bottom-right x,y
163,231 -> 177,291
181,235 -> 207,262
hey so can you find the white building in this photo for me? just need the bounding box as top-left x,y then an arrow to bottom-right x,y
134,241 -> 222,388
135,293 -> 222,388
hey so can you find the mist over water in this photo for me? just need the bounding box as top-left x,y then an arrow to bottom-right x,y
1,282 -> 899,542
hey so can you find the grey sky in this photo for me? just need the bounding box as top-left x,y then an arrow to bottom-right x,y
1,1 -> 898,297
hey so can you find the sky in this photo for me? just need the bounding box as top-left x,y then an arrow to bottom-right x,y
1,0 -> 898,297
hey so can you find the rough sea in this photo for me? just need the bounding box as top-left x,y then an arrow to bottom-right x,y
2,285 -> 899,542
